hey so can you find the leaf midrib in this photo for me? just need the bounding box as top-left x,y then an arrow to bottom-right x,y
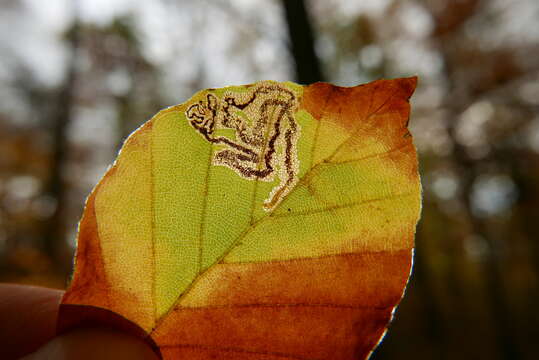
149,85 -> 402,333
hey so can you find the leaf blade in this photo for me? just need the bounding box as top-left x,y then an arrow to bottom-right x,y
60,78 -> 421,360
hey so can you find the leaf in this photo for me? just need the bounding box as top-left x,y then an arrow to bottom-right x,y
58,78 -> 421,360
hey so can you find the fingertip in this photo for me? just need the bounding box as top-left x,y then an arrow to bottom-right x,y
0,284 -> 63,359
21,328 -> 160,360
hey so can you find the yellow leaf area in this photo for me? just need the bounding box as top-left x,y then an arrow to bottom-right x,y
59,78 -> 421,360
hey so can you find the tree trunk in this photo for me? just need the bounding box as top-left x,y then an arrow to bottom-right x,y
281,0 -> 324,84
43,5 -> 80,275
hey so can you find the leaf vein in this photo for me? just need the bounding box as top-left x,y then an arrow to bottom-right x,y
222,248 -> 409,265
150,125 -> 157,325
327,84 -> 401,163
271,192 -> 414,219
158,343 -> 319,360
171,303 -> 393,311
331,142 -> 412,165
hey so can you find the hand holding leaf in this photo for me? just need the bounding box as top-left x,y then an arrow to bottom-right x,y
59,78 -> 421,360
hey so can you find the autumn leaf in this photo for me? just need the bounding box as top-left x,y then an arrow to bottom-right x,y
58,78 -> 421,360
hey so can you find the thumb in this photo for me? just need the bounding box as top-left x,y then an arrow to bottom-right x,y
21,327 -> 159,360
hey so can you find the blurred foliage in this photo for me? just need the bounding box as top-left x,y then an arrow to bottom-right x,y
0,0 -> 538,359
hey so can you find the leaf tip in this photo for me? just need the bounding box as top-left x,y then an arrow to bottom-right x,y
395,76 -> 418,100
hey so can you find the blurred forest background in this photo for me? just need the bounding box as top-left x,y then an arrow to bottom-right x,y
0,0 -> 538,359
